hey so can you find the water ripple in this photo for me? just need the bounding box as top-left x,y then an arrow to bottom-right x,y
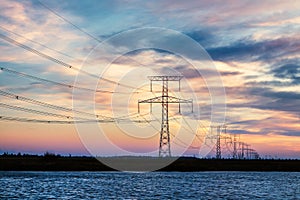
0,171 -> 299,199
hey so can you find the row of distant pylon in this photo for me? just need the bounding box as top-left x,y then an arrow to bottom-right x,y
209,125 -> 259,159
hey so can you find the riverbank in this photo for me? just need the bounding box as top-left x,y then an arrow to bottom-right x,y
1,156 -> 299,171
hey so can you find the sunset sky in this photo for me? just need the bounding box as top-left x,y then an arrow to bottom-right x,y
0,0 -> 299,158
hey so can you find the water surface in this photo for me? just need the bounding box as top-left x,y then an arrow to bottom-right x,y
0,171 -> 299,199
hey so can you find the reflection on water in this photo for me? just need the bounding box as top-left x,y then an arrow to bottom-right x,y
0,171 -> 299,199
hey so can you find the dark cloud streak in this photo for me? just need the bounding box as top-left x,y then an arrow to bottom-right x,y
207,37 -> 300,63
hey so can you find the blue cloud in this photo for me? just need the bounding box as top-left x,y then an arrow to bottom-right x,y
207,37 -> 300,62
272,63 -> 300,84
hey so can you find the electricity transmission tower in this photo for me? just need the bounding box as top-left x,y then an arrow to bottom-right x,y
138,76 -> 193,157
232,134 -> 238,159
209,125 -> 229,159
212,126 -> 222,159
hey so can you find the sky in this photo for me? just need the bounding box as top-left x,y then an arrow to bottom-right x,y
0,0 -> 299,158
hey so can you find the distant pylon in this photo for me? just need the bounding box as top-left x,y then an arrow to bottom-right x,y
210,125 -> 228,159
138,76 -> 193,157
233,134 -> 238,159
216,126 -> 221,159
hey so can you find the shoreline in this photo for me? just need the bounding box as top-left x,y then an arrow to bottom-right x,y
1,156 -> 300,172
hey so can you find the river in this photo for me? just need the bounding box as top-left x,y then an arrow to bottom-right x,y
0,171 -> 299,199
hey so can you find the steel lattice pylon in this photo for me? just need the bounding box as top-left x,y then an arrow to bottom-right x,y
208,125 -> 229,159
216,126 -> 221,159
138,76 -> 193,157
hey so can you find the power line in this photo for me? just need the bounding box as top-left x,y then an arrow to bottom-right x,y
0,89 -> 152,121
0,115 -> 84,124
37,0 -> 160,82
0,102 -> 93,120
0,25 -> 81,62
0,89 -> 110,119
0,33 -> 146,91
171,115 -> 204,144
0,115 -> 153,124
171,115 -> 216,151
0,66 -> 151,121
0,67 -> 140,94
170,133 -> 201,150
0,33 -> 73,67
37,0 -> 101,43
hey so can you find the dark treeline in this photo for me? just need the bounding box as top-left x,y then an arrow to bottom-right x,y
0,152 -> 93,158
0,152 -> 299,160
1,152 -> 62,158
1,153 -> 300,171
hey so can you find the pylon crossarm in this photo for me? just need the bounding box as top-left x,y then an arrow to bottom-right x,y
148,76 -> 183,81
138,96 -> 192,104
167,96 -> 193,103
138,96 -> 163,104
